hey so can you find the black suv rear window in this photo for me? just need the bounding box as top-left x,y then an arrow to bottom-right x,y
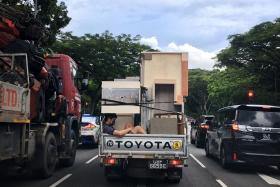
237,110 -> 280,128
205,117 -> 214,121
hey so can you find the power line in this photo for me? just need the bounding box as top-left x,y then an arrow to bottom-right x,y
101,99 -> 181,114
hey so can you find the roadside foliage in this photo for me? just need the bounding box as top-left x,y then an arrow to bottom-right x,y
186,18 -> 280,118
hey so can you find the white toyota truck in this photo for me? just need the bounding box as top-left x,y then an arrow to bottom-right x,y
99,52 -> 188,183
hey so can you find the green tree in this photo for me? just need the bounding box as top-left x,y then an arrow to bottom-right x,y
185,69 -> 213,119
207,68 -> 257,109
1,0 -> 71,46
216,18 -> 280,94
52,31 -> 151,113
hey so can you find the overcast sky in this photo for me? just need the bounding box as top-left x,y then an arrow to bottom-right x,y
62,0 -> 280,70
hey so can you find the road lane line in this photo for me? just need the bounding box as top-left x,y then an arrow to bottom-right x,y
85,155 -> 99,164
216,179 -> 228,187
189,154 -> 206,168
258,173 -> 280,185
49,174 -> 72,187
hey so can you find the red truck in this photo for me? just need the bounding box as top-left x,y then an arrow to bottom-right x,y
0,52 -> 82,178
0,4 -> 84,178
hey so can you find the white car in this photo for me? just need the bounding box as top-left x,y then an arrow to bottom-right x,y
80,114 -> 101,146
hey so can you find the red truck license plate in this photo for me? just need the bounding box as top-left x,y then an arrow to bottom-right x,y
149,160 -> 168,169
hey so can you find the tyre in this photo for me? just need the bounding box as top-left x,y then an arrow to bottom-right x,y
191,138 -> 195,144
167,178 -> 181,183
190,130 -> 195,144
205,140 -> 210,157
195,134 -> 200,148
60,130 -> 77,167
167,168 -> 182,183
220,146 -> 231,169
35,132 -> 57,178
104,167 -> 123,181
93,135 -> 99,148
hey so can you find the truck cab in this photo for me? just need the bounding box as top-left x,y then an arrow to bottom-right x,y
45,54 -> 81,119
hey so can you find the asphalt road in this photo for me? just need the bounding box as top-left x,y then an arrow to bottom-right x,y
1,143 -> 280,187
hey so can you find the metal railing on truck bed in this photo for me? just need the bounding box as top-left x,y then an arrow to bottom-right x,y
0,53 -> 30,123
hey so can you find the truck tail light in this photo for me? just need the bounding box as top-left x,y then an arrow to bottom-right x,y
169,159 -> 183,167
104,158 -> 117,165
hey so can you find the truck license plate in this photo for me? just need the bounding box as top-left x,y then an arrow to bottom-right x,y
149,160 -> 168,169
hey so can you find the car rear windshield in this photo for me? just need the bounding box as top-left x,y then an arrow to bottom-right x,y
237,109 -> 280,128
81,116 -> 99,126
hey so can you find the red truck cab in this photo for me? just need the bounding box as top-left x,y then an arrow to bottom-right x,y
45,54 -> 81,119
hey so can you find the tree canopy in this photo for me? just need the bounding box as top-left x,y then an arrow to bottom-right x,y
216,18 -> 280,93
186,17 -> 280,118
2,0 -> 71,46
52,31 -> 151,113
185,69 -> 213,118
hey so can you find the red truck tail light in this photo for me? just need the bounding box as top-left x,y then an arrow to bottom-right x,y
104,158 -> 117,165
169,159 -> 183,167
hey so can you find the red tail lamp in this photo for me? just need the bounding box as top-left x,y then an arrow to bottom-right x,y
104,158 -> 117,165
232,152 -> 238,161
169,159 -> 183,166
200,124 -> 209,129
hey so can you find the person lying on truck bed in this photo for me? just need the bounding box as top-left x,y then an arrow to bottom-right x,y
102,113 -> 146,137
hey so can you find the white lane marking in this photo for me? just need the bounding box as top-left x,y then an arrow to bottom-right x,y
189,154 -> 206,168
216,179 -> 228,187
258,173 -> 280,185
85,155 -> 99,164
49,174 -> 72,187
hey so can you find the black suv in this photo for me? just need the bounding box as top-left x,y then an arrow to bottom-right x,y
205,105 -> 280,169
191,115 -> 214,147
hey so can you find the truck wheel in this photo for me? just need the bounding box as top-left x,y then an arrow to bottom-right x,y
167,168 -> 182,183
60,130 -> 77,167
35,132 -> 57,178
104,167 -> 122,181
